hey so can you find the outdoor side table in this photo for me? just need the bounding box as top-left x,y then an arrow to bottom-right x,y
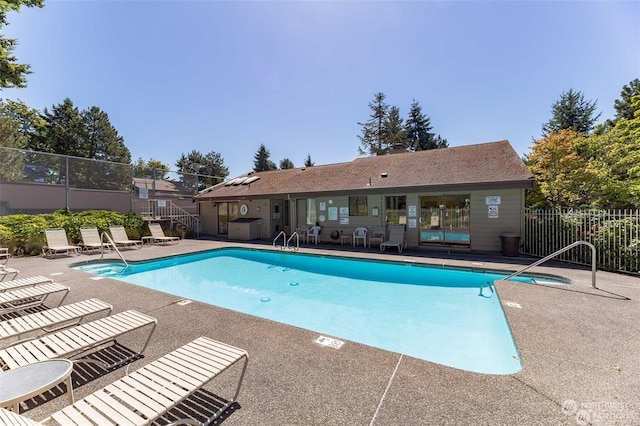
0,359 -> 74,413
340,235 -> 352,245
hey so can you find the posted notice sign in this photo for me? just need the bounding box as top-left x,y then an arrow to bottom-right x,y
488,205 -> 499,218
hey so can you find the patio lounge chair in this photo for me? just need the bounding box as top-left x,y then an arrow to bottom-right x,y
42,229 -> 81,258
380,224 -> 408,253
80,227 -> 112,253
0,309 -> 156,371
146,222 -> 180,245
0,336 -> 248,425
109,225 -> 143,249
0,275 -> 52,292
0,248 -> 18,281
0,298 -> 113,348
0,282 -> 70,315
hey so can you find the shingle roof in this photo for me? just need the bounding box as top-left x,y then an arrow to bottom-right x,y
195,141 -> 534,200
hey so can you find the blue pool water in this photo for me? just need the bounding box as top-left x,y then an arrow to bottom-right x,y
73,248 -> 557,374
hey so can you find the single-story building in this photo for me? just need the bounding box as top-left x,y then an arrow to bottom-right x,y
193,140 -> 534,252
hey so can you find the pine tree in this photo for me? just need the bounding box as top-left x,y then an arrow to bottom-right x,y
303,154 -> 314,167
253,144 -> 277,172
614,79 -> 640,122
385,106 -> 407,152
358,92 -> 389,156
542,89 -> 601,136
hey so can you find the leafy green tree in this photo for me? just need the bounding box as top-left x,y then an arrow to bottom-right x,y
527,129 -> 595,208
0,99 -> 46,144
41,98 -> 86,157
175,150 -> 228,191
279,158 -> 294,169
358,92 -> 389,156
405,100 -> 448,151
253,144 -> 277,172
542,89 -> 601,136
614,78 -> 640,122
578,96 -> 640,208
0,0 -> 44,89
303,154 -> 314,167
132,158 -> 169,179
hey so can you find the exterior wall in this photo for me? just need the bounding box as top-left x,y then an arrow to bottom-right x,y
0,182 -> 130,214
196,186 -> 526,252
199,200 -> 218,236
468,188 -> 524,252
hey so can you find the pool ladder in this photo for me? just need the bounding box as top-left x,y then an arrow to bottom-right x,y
272,231 -> 299,251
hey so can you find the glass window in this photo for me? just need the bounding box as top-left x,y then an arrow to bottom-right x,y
349,196 -> 368,216
297,198 -> 317,227
385,196 -> 406,225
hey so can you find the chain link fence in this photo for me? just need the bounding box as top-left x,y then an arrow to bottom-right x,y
0,147 -> 222,215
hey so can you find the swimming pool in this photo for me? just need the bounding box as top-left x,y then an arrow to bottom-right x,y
73,248 -> 554,374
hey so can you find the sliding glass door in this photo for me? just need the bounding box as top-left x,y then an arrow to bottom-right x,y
420,195 -> 470,244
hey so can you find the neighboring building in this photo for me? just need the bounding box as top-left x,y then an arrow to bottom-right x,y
193,141 -> 534,252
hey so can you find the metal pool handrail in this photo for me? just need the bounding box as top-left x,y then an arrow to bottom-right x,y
286,232 -> 299,251
273,231 -> 286,249
503,240 -> 596,288
100,231 -> 128,267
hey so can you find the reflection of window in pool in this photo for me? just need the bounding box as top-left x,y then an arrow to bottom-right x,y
386,195 -> 406,225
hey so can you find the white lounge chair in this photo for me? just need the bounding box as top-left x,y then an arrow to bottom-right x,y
0,336 -> 248,426
0,275 -> 52,292
0,282 -> 70,315
0,310 -> 156,371
42,229 -> 81,258
146,222 -> 180,245
80,227 -> 112,253
0,298 -> 113,348
109,225 -> 143,249
0,248 -> 18,281
380,224 -> 408,253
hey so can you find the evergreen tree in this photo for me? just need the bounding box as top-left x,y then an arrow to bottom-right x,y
41,98 -> 87,157
82,106 -> 130,163
303,154 -> 314,167
358,92 -> 389,156
176,150 -> 228,191
253,144 -> 277,171
404,100 -> 448,151
385,106 -> 407,152
0,0 -> 44,89
542,89 -> 601,136
614,78 -> 640,122
0,102 -> 28,181
279,158 -> 294,169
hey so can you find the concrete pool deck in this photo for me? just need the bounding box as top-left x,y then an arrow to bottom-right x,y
5,239 -> 640,425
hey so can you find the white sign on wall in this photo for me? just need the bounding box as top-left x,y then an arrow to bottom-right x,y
488,205 -> 499,218
486,196 -> 501,205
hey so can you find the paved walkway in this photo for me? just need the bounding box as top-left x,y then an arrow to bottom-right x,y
6,239 -> 640,425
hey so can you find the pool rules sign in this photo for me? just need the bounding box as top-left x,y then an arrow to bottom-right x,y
486,196 -> 500,219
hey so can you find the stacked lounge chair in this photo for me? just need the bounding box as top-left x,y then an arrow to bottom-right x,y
0,298 -> 113,347
0,336 -> 249,425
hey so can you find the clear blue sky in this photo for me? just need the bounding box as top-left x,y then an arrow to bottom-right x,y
3,1 -> 639,178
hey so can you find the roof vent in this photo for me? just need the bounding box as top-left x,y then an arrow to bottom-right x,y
380,172 -> 388,178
